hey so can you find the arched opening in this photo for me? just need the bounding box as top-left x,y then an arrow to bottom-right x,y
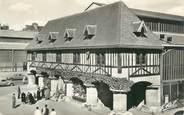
70,77 -> 86,102
127,81 -> 152,110
93,81 -> 113,110
40,72 -> 51,89
174,110 -> 184,115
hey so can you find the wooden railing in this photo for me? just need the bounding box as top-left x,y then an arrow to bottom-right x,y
28,60 -> 160,77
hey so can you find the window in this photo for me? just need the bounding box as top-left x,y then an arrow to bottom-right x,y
36,37 -> 42,44
56,53 -> 61,63
83,25 -> 97,39
32,52 -> 36,61
96,53 -> 105,65
117,53 -> 122,73
73,52 -> 80,64
48,32 -> 59,43
136,53 -> 147,65
42,53 -> 46,62
64,29 -> 76,41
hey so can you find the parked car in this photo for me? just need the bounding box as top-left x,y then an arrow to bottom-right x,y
0,79 -> 14,86
7,74 -> 27,81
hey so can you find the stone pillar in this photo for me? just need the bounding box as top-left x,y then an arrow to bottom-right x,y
27,72 -> 38,91
65,80 -> 73,97
111,89 -> 128,112
85,83 -> 98,106
146,85 -> 161,106
51,79 -> 58,95
38,76 -> 44,88
27,74 -> 36,86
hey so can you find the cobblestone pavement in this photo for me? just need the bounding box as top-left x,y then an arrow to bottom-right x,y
0,85 -> 110,115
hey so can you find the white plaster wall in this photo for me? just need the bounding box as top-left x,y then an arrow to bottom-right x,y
112,68 -> 128,78
130,75 -> 160,85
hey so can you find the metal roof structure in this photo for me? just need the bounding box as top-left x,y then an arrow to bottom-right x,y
0,42 -> 29,50
132,8 -> 184,22
0,30 -> 38,39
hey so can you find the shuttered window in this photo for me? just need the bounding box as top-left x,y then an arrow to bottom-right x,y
56,53 -> 61,63
136,53 -> 147,65
42,53 -> 46,62
32,52 -> 36,61
73,53 -> 80,64
117,53 -> 122,73
95,53 -> 105,65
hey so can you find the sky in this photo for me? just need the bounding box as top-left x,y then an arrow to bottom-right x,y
0,0 -> 184,30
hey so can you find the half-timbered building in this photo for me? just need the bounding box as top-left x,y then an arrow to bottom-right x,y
26,1 -> 184,113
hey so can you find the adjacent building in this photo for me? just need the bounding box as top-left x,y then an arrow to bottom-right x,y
0,29 -> 37,71
26,1 -> 184,113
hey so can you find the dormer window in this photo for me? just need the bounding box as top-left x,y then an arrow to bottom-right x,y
35,35 -> 43,44
64,29 -> 76,41
36,37 -> 42,44
133,21 -> 148,37
83,25 -> 97,39
48,32 -> 59,43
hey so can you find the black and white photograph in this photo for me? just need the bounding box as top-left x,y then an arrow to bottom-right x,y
0,0 -> 184,115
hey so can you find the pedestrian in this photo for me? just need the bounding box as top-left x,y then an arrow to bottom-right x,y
17,86 -> 21,99
22,76 -> 26,84
41,88 -> 45,98
37,88 -> 41,100
27,92 -> 31,104
21,92 -> 26,104
12,93 -> 16,108
42,104 -> 49,115
29,93 -> 35,104
49,108 -> 56,115
34,107 -> 42,115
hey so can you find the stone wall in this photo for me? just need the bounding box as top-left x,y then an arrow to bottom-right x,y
146,86 -> 160,106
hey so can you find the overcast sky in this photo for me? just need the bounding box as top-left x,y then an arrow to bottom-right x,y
0,0 -> 184,30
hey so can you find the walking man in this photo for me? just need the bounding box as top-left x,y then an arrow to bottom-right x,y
17,86 -> 21,99
21,92 -> 26,104
12,93 -> 16,108
42,104 -> 49,115
37,88 -> 41,100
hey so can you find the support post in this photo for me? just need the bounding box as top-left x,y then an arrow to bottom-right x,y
110,89 -> 128,113
85,83 -> 98,106
65,80 -> 73,97
146,85 -> 161,106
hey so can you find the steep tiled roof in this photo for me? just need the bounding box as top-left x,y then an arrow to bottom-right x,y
0,30 -> 37,39
27,1 -> 163,50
